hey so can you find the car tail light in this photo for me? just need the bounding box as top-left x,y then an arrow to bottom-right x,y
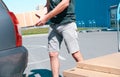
8,11 -> 22,47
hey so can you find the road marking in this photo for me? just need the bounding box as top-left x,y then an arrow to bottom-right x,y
23,34 -> 48,38
28,58 -> 49,65
39,45 -> 47,48
35,74 -> 41,77
59,55 -> 66,60
28,55 -> 66,65
25,45 -> 47,48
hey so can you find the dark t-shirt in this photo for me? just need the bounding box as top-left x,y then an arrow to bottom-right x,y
49,0 -> 76,24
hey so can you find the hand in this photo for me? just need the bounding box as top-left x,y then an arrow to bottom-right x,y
35,14 -> 48,26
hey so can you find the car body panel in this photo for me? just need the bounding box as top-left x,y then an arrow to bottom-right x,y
0,0 -> 28,77
0,1 -> 16,51
0,46 -> 28,77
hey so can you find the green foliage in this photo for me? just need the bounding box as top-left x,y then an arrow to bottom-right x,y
21,28 -> 49,35
21,27 -> 100,35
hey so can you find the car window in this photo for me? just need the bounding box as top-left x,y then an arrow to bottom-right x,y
0,0 -> 9,11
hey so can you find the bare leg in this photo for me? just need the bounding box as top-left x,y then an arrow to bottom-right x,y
49,52 -> 60,77
72,51 -> 83,62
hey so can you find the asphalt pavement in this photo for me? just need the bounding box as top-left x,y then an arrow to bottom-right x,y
23,31 -> 118,77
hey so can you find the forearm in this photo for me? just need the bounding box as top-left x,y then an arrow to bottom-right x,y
45,0 -> 70,20
35,0 -> 70,26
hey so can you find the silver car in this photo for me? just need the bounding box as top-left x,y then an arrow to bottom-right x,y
0,0 -> 28,77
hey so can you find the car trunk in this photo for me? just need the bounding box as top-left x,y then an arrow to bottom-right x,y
0,1 -> 16,51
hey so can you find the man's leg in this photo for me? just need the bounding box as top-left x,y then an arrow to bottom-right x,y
72,51 -> 83,62
49,52 -> 60,77
61,22 -> 83,62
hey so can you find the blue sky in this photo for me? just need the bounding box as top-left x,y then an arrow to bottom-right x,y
3,0 -> 46,13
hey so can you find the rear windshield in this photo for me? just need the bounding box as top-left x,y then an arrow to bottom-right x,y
0,0 -> 9,11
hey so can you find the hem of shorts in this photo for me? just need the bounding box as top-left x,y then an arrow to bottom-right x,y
70,50 -> 80,54
48,50 -> 60,52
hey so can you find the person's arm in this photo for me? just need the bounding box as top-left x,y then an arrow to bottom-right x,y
45,0 -> 69,20
36,0 -> 70,26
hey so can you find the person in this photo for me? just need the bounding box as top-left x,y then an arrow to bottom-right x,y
35,0 -> 83,77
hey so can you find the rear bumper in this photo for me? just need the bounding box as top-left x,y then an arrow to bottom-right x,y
0,46 -> 28,77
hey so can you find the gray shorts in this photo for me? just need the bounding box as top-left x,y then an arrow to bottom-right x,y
48,22 -> 80,54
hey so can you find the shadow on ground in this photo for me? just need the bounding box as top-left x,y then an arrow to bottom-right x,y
26,69 -> 62,77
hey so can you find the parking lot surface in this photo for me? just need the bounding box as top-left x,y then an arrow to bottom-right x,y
23,31 -> 118,77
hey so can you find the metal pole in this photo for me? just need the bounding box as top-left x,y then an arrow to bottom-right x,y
117,3 -> 120,52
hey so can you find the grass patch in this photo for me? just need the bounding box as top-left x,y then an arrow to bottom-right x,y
21,28 -> 49,35
21,27 -> 100,35
77,27 -> 89,31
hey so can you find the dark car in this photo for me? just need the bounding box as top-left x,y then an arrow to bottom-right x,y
0,0 -> 28,77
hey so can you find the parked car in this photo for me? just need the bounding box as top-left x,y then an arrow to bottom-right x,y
0,0 -> 28,77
